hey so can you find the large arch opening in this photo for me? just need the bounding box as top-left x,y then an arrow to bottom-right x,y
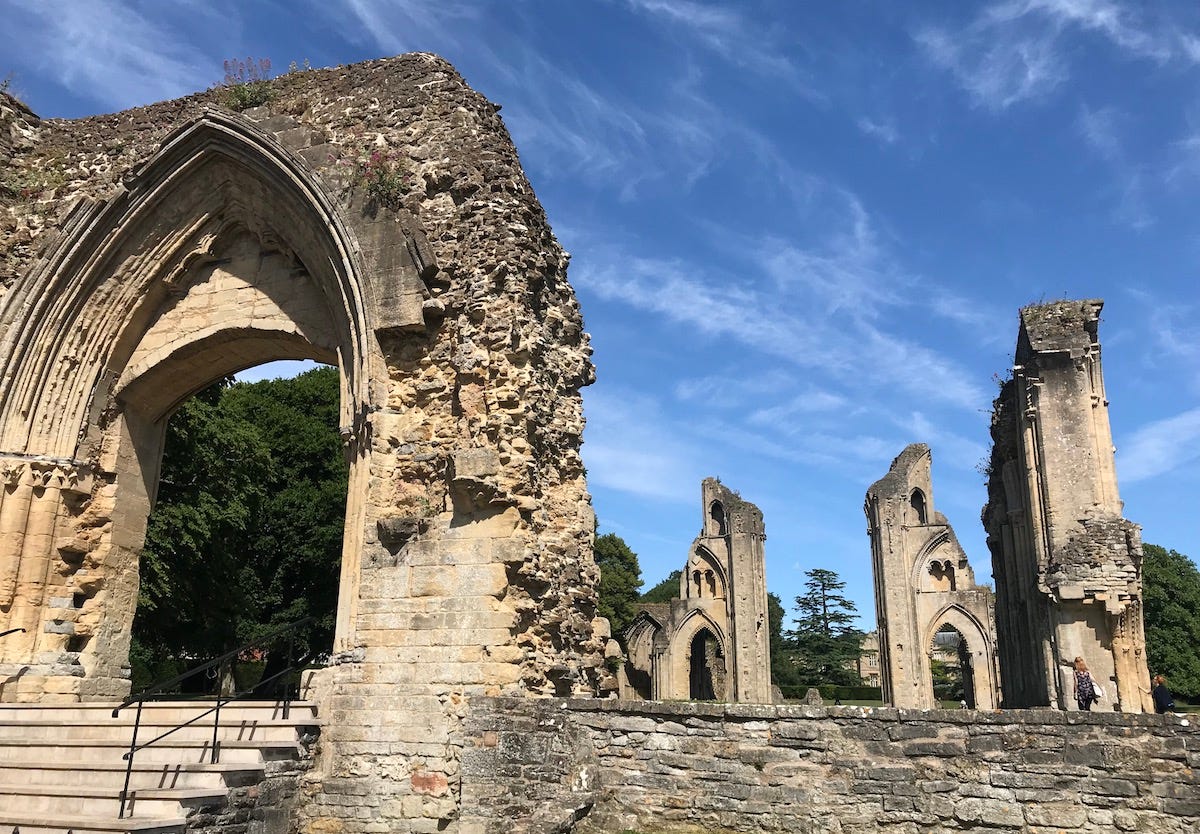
131,360 -> 346,693
0,113 -> 387,698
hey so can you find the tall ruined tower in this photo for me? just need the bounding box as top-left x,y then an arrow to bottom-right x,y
621,478 -> 771,702
689,478 -> 772,702
866,445 -> 999,709
983,300 -> 1152,711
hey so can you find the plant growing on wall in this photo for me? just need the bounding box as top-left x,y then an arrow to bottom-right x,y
220,57 -> 274,111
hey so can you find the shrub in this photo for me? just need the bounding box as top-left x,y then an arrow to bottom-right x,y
220,57 -> 274,111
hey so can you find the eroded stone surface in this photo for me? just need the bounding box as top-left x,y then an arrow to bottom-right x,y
866,444 -> 1000,709
0,54 -> 600,831
983,299 -> 1152,711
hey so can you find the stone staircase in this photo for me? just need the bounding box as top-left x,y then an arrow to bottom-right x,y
0,700 -> 318,834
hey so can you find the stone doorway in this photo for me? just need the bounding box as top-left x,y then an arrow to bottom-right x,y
689,628 -> 725,701
930,623 -> 972,707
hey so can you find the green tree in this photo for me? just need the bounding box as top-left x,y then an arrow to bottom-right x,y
594,532 -> 643,638
133,367 -> 347,690
639,569 -> 682,603
1143,543 -> 1200,700
789,568 -> 864,686
134,381 -> 274,679
768,591 -> 802,689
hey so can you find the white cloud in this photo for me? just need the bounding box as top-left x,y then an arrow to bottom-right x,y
622,0 -> 809,91
7,0 -> 212,110
1119,407 -> 1200,482
917,0 -> 1200,110
582,386 -> 699,503
1076,105 -> 1153,229
857,117 -> 899,146
575,239 -> 988,412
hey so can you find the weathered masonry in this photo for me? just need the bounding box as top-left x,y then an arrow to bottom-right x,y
866,444 -> 1000,709
983,300 -> 1152,712
0,54 -> 601,830
462,698 -> 1200,834
622,478 -> 772,703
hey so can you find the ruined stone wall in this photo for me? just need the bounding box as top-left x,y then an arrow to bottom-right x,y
983,300 -> 1151,711
462,697 -> 1200,834
0,55 -> 601,832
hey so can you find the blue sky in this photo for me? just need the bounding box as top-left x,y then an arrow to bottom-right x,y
5,0 -> 1199,629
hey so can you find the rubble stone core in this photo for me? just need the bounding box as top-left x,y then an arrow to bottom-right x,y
0,54 -> 600,830
983,299 -> 1152,712
866,444 -> 1000,709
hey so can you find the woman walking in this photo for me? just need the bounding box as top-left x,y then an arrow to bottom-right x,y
1072,657 -> 1099,711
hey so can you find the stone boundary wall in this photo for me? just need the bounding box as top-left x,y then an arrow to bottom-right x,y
461,698 -> 1200,834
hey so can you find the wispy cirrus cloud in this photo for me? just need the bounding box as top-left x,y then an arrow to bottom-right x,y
621,0 -> 809,92
1076,105 -> 1153,229
574,228 -> 988,412
917,0 -> 1200,111
6,0 -> 213,110
1119,407 -> 1200,482
582,386 -> 700,503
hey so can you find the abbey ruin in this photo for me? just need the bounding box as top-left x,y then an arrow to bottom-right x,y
0,54 -> 1194,834
983,300 -> 1153,712
866,444 -> 1000,710
621,478 -> 771,703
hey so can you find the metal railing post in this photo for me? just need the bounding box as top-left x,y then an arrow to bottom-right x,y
116,698 -> 144,818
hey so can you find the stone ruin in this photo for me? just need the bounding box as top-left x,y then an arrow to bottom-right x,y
983,299 -> 1153,712
1,52 -> 1190,834
620,478 -> 772,703
0,54 -> 601,829
868,301 -> 1153,713
865,444 -> 1000,709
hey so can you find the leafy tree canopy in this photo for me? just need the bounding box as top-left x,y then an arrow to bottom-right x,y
789,568 -> 864,686
1143,543 -> 1200,700
594,532 -> 643,638
640,569 -> 682,603
133,367 -> 346,689
768,591 -> 802,689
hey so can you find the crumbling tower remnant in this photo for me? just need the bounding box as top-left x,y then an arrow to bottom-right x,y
983,299 -> 1152,711
622,478 -> 772,702
866,444 -> 1000,709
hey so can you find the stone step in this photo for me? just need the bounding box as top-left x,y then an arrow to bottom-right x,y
0,716 -> 318,743
0,737 -> 300,764
0,758 -> 264,790
0,700 -> 318,723
0,782 -> 224,818
0,813 -> 185,834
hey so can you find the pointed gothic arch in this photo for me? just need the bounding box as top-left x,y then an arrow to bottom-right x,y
0,110 -> 407,695
924,603 -> 998,709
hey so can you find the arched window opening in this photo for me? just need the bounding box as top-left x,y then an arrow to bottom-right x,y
909,489 -> 927,525
710,501 -> 727,536
927,559 -> 957,592
133,359 -> 344,695
705,570 -> 716,597
929,623 -> 974,708
692,570 -> 704,598
689,628 -> 725,700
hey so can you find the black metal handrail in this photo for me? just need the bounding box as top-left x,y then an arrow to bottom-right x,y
0,627 -> 26,639
112,616 -> 314,818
